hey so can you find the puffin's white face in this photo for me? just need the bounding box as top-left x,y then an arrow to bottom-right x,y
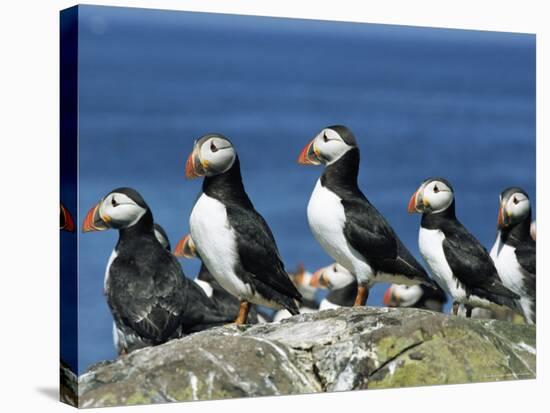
298,126 -> 355,166
312,263 -> 355,290
383,284 -> 423,307
313,128 -> 352,165
98,192 -> 147,229
186,134 -> 236,178
498,190 -> 530,228
408,179 -> 454,214
83,189 -> 149,232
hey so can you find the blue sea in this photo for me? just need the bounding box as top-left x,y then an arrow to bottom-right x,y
71,5 -> 535,373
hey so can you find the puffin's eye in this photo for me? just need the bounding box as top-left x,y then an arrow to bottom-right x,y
323,133 -> 328,143
333,265 -> 338,272
513,196 -> 519,205
210,141 -> 218,153
433,185 -> 439,194
111,197 -> 118,207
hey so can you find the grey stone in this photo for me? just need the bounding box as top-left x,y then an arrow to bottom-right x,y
78,307 -> 536,408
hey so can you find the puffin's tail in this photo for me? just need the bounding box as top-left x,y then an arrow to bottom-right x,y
420,276 -> 441,291
483,293 -> 519,313
253,274 -> 302,316
283,298 -> 300,316
472,280 -> 520,311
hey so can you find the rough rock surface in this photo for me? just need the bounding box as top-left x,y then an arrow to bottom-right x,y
60,360 -> 78,407
79,307 -> 536,408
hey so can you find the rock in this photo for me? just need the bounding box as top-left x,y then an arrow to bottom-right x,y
60,359 -> 78,407
78,307 -> 535,408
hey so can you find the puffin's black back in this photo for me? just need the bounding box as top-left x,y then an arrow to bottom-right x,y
322,149 -> 434,286
421,201 -> 519,307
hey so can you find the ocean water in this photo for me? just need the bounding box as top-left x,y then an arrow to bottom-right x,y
73,6 -> 535,373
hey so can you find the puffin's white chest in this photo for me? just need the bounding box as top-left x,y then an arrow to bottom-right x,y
490,234 -> 534,323
104,249 -> 118,292
490,236 -> 525,295
307,179 -> 372,282
189,193 -> 247,299
418,228 -> 463,300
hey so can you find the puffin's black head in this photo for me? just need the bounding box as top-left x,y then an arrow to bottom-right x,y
82,187 -> 150,232
408,177 -> 454,215
60,203 -> 75,232
153,223 -> 171,250
497,186 -> 531,229
297,125 -> 357,166
185,133 -> 237,179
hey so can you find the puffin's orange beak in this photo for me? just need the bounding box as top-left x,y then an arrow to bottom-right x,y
293,267 -> 305,287
497,205 -> 506,228
185,145 -> 206,179
408,189 -> 420,214
310,268 -> 328,288
173,234 -> 197,258
82,202 -> 109,232
60,204 -> 75,232
297,138 -> 321,165
309,269 -> 321,287
383,286 -> 396,306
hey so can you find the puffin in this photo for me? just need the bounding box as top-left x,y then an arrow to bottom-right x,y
490,187 -> 536,324
298,125 -> 437,306
113,222 -> 173,355
60,203 -> 75,232
272,265 -> 320,322
173,233 -> 261,324
408,178 -> 519,316
383,283 -> 447,312
185,134 -> 302,324
310,263 -> 357,309
83,187 -> 230,354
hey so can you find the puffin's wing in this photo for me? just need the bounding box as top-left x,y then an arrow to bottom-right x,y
516,240 -> 536,275
515,241 -> 536,300
442,227 -> 519,302
342,199 -> 430,280
108,254 -> 186,343
226,205 -> 302,302
341,199 -> 397,259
